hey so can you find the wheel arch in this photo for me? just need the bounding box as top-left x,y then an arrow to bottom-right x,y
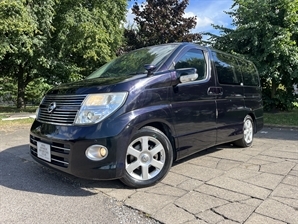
140,122 -> 177,162
247,112 -> 257,133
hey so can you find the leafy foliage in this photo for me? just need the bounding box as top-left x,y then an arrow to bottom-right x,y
0,0 -> 127,108
207,0 -> 298,111
0,77 -> 16,105
0,77 -> 52,106
52,0 -> 127,79
124,0 -> 201,51
0,0 -> 56,108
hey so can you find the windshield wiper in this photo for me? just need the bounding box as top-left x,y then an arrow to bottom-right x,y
127,72 -> 147,76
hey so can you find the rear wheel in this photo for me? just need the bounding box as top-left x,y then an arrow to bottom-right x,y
120,126 -> 173,188
234,115 -> 254,147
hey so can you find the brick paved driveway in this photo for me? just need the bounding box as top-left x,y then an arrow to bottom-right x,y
1,126 -> 297,223
101,127 -> 298,224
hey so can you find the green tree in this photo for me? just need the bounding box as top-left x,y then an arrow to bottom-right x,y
0,77 -> 16,105
124,0 -> 201,51
0,0 -> 55,108
51,0 -> 127,79
0,0 -> 127,108
207,0 -> 298,111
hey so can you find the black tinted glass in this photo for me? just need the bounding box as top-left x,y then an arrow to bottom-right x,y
238,60 -> 259,86
175,49 -> 207,80
212,51 -> 242,85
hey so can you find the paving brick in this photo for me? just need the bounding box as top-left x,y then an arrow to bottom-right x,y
175,191 -> 227,214
273,145 -> 298,153
256,199 -> 298,224
154,204 -> 195,224
183,219 -> 208,224
125,192 -> 176,215
271,183 -> 298,199
260,161 -> 295,175
177,179 -> 204,191
253,155 -> 285,163
217,220 -> 238,224
207,176 -> 271,199
289,170 -> 298,176
261,149 -> 298,160
106,188 -> 136,201
239,163 -> 260,171
240,148 -> 263,156
161,171 -> 190,187
136,182 -> 165,192
146,185 -> 187,197
195,184 -> 249,202
240,198 -> 263,207
196,210 -> 225,223
244,173 -> 284,190
208,149 -> 252,162
282,175 -> 298,186
246,158 -> 273,165
171,163 -> 223,181
245,213 -> 286,224
188,156 -> 220,168
223,167 -> 260,180
214,202 -> 255,223
271,196 -> 298,208
216,159 -> 241,171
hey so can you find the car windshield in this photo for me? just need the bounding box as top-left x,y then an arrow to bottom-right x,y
86,44 -> 178,79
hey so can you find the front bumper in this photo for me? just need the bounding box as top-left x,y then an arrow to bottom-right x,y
29,120 -> 133,180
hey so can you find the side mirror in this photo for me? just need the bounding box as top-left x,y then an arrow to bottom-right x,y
144,64 -> 156,77
176,68 -> 198,83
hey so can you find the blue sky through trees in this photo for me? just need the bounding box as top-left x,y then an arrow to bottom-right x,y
126,0 -> 234,38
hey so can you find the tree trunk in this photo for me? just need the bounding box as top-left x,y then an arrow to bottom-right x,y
17,72 -> 26,109
271,79 -> 277,99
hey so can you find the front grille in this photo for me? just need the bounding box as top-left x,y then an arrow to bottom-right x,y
37,95 -> 86,125
30,135 -> 70,168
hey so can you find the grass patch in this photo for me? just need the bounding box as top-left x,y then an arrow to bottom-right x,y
0,118 -> 34,125
0,118 -> 34,131
0,105 -> 37,114
0,106 -> 36,129
0,114 -> 9,119
264,108 -> 298,127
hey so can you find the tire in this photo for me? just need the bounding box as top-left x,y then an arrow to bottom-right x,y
120,126 -> 173,188
234,115 -> 254,147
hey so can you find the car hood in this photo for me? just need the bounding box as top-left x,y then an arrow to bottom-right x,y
47,75 -> 147,95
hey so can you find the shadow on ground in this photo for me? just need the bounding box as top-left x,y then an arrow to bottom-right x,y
0,144 -> 127,196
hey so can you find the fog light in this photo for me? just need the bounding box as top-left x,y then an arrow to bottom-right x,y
86,145 -> 108,161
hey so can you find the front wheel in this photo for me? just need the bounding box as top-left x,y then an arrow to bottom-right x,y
120,126 -> 173,188
234,115 -> 254,147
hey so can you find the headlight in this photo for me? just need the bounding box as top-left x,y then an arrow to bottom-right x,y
74,92 -> 128,125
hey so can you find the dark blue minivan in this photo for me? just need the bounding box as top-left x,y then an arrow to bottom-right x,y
30,43 -> 263,188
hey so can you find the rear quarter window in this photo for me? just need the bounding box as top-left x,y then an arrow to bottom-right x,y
238,60 -> 260,86
212,51 -> 242,85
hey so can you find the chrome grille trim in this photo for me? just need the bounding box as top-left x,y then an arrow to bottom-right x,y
37,94 -> 87,125
52,158 -> 68,165
52,145 -> 70,151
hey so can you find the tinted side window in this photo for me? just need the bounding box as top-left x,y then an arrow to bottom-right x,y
212,51 -> 242,85
238,60 -> 259,86
175,49 -> 207,80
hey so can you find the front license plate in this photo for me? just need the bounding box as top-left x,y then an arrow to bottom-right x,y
37,141 -> 51,162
